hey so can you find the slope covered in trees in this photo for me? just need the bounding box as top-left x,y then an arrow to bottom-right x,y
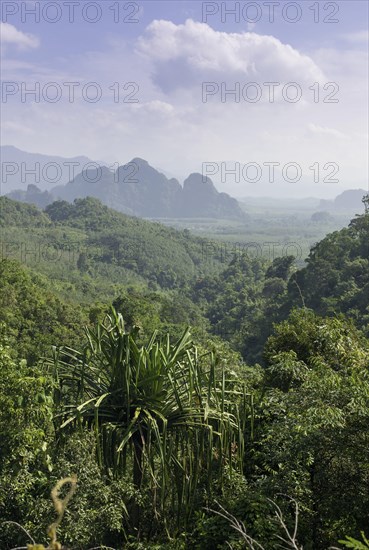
288,210 -> 369,335
1,196 -> 227,304
190,200 -> 369,363
0,195 -> 368,549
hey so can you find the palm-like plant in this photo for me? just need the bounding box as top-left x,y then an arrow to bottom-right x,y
49,308 -> 247,529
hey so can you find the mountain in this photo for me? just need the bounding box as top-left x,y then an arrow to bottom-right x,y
334,189 -> 368,210
51,159 -> 181,217
0,145 -> 104,194
51,165 -> 128,211
182,173 -> 242,218
2,148 -> 245,219
319,189 -> 367,212
52,157 -> 245,219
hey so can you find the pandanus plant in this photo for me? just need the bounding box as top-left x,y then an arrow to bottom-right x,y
49,308 -> 247,529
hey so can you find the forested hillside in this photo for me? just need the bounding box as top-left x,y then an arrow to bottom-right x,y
288,210 -> 369,332
0,195 -> 368,549
1,196 -> 228,302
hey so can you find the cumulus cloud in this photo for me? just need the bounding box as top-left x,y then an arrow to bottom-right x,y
137,19 -> 325,93
0,22 -> 40,52
1,18 -> 367,197
308,123 -> 348,139
342,30 -> 369,44
132,100 -> 175,115
0,22 -> 40,51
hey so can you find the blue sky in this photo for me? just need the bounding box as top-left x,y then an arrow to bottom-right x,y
1,0 -> 368,197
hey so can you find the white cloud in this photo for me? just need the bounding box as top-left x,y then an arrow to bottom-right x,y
1,19 -> 367,198
1,120 -> 35,135
308,123 -> 348,139
137,19 -> 325,93
0,22 -> 40,51
132,100 -> 175,115
341,30 -> 369,44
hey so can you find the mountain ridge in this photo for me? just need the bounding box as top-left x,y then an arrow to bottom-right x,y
0,145 -> 104,194
4,152 -> 246,219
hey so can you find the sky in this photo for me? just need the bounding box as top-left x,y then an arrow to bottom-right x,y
1,0 -> 368,198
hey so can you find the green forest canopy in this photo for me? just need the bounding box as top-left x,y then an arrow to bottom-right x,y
0,195 -> 368,549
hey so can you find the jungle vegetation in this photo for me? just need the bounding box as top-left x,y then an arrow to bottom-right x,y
0,195 -> 368,549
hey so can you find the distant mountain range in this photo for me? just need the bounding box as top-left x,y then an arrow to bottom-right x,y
319,189 -> 368,211
2,148 -> 245,219
1,145 -> 102,193
2,146 -> 367,220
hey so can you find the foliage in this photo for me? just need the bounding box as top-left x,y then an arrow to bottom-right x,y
288,210 -> 369,336
49,309 -> 247,535
1,199 -> 369,548
43,197 -> 221,287
0,196 -> 50,227
339,532 -> 369,549
0,260 -> 86,364
251,309 -> 369,549
0,336 -> 54,548
190,253 -> 296,363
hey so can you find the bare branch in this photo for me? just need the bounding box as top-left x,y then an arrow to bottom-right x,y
1,521 -> 36,545
206,501 -> 266,550
206,495 -> 303,550
267,496 -> 303,550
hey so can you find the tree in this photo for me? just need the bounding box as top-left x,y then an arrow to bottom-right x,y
0,260 -> 86,365
0,333 -> 54,547
265,256 -> 295,281
50,308 -> 246,534
76,252 -> 90,273
287,208 -> 369,335
362,194 -> 369,214
253,309 -> 369,548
